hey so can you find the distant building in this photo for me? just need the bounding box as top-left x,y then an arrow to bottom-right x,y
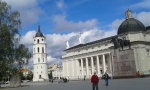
48,64 -> 58,74
48,64 -> 63,79
62,9 -> 150,79
33,25 -> 49,81
19,68 -> 32,77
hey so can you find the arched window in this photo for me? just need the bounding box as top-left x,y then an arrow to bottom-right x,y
42,47 -> 44,53
38,47 -> 39,53
38,58 -> 40,62
37,39 -> 39,43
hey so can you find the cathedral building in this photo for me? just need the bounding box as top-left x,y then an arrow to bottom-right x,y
62,9 -> 150,79
33,25 -> 49,81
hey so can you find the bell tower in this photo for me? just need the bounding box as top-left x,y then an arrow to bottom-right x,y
33,25 -> 49,81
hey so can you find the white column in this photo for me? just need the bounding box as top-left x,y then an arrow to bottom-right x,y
109,53 -> 112,75
81,58 -> 84,76
96,55 -> 100,75
86,57 -> 89,76
103,54 -> 106,74
62,61 -> 65,77
72,60 -> 74,78
76,60 -> 79,79
91,56 -> 94,74
66,61 -> 69,77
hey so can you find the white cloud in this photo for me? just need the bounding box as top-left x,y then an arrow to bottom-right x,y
110,11 -> 150,30
134,12 -> 150,27
56,0 -> 66,9
3,0 -> 43,28
111,19 -> 124,30
131,0 -> 150,9
21,28 -> 116,69
20,30 -> 36,45
53,15 -> 98,32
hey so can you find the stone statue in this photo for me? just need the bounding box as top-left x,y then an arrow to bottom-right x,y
112,38 -> 131,50
66,40 -> 70,49
111,37 -> 120,49
126,9 -> 133,19
79,32 -> 82,44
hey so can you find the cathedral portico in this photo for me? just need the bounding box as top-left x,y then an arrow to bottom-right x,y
62,51 -> 113,79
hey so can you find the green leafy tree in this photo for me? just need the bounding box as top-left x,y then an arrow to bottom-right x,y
0,0 -> 31,87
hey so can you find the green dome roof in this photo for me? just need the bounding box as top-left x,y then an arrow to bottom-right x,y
117,9 -> 146,35
118,18 -> 146,35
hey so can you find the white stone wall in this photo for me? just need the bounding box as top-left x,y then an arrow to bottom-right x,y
133,44 -> 150,74
33,36 -> 49,81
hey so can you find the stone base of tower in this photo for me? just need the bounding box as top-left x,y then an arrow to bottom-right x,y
33,74 -> 49,82
33,77 -> 49,82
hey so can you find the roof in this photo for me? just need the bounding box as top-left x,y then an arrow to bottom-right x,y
35,25 -> 44,37
19,68 -> 30,72
146,26 -> 150,30
65,35 -> 117,51
118,18 -> 146,35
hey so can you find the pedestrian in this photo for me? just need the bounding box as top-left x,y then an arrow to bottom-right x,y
51,78 -> 53,83
84,75 -> 86,81
103,72 -> 109,86
91,72 -> 99,90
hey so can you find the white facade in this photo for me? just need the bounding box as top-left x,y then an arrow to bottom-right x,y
52,67 -> 63,79
33,25 -> 49,81
62,10 -> 150,79
62,39 -> 113,79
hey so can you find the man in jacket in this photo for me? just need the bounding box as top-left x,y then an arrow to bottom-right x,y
103,72 -> 109,86
91,72 -> 99,90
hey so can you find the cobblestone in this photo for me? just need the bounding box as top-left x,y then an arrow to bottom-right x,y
1,77 -> 150,90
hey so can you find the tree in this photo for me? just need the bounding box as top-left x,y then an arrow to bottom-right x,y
0,0 -> 31,87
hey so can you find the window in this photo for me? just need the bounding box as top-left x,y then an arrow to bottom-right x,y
42,39 -> 43,41
106,60 -> 108,64
41,66 -> 42,68
43,58 -> 44,62
34,48 -> 35,53
38,47 -> 39,53
99,61 -> 102,64
38,58 -> 40,62
42,47 -> 44,53
94,61 -> 96,65
88,62 -> 91,66
37,39 -> 39,43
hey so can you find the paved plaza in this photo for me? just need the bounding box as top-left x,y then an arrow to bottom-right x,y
1,77 -> 150,90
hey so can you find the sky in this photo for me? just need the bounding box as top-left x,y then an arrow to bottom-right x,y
2,0 -> 150,70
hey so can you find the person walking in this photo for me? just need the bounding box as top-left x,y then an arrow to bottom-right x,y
103,72 -> 109,86
91,72 -> 99,90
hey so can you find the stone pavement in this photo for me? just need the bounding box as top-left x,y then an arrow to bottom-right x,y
1,77 -> 150,90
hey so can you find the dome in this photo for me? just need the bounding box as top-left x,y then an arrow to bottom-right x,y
35,25 -> 44,37
117,9 -> 146,35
